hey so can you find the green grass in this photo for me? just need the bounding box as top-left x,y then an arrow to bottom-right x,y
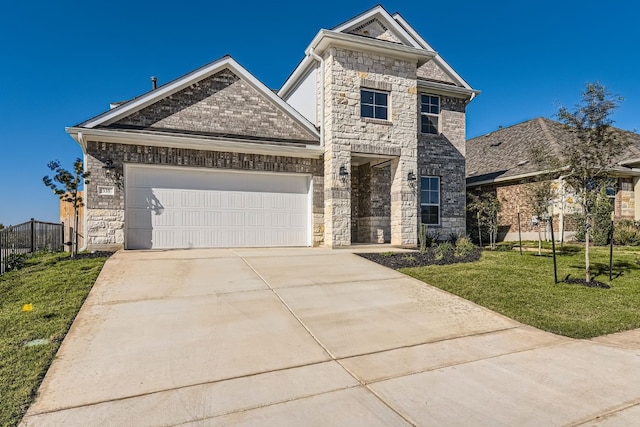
402,244 -> 640,339
0,252 -> 109,427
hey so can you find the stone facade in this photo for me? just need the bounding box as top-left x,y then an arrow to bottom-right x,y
323,47 -> 419,247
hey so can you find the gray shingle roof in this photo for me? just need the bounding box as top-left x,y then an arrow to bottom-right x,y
466,117 -> 640,184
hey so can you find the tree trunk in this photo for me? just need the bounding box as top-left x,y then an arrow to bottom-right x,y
585,225 -> 591,283
73,207 -> 78,258
537,225 -> 542,255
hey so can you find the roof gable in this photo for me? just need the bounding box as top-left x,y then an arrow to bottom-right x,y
332,6 -> 417,46
79,56 -> 319,143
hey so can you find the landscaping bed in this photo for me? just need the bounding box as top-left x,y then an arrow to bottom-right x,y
358,247 -> 482,269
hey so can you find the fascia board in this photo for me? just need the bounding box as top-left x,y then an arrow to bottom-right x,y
278,56 -> 316,99
66,127 -> 324,159
310,30 -> 435,64
331,6 -> 422,48
417,79 -> 480,98
79,57 -> 319,139
393,13 -> 475,91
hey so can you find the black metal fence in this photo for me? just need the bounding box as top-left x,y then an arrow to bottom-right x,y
0,219 -> 64,275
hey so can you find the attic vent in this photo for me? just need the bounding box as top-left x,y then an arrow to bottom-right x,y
517,160 -> 529,166
489,141 -> 502,147
351,18 -> 388,34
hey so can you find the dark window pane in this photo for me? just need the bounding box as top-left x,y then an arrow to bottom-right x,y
431,96 -> 439,107
361,104 -> 373,118
420,176 -> 430,188
361,90 -> 374,104
430,105 -> 439,114
375,92 -> 387,106
421,206 -> 439,225
375,106 -> 387,120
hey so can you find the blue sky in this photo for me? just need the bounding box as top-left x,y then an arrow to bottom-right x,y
1,0 -> 638,226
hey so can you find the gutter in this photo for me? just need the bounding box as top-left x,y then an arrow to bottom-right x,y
306,47 -> 325,147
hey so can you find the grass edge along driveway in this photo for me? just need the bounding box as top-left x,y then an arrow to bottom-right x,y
403,245 -> 640,340
0,252 -> 109,427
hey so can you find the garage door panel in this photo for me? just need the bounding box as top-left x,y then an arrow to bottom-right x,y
126,166 -> 310,249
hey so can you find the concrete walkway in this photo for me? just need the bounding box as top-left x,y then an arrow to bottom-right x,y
21,248 -> 640,426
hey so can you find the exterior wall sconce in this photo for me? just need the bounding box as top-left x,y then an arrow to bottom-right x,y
102,159 -> 122,187
339,165 -> 349,177
102,159 -> 116,178
408,171 -> 417,187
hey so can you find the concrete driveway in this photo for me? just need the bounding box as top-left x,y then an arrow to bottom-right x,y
21,248 -> 640,426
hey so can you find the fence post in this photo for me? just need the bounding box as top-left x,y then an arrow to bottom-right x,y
30,218 -> 35,253
61,222 -> 65,251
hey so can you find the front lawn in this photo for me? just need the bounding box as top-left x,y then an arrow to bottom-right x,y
0,252 -> 110,427
402,245 -> 640,339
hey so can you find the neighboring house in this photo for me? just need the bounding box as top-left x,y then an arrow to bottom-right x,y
466,117 -> 640,241
67,5 -> 478,251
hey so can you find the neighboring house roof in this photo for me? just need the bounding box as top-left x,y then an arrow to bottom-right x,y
67,56 -> 322,158
278,4 -> 478,100
466,117 -> 640,186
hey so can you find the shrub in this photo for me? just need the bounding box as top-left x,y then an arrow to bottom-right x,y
613,221 -> 640,246
3,253 -> 28,271
434,242 -> 454,260
454,237 -> 476,258
592,188 -> 613,246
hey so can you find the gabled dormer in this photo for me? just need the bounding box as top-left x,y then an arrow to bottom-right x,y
279,5 -> 478,127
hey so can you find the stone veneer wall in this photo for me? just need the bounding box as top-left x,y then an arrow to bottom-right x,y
84,141 -> 324,250
323,47 -> 418,247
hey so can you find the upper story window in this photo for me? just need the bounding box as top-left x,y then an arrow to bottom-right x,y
361,89 -> 388,120
421,94 -> 440,134
420,176 -> 440,225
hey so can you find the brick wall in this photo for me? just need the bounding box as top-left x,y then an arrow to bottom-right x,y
85,141 -> 324,250
113,69 -> 317,144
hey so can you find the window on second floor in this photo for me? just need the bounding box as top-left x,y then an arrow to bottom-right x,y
420,176 -> 440,225
361,89 -> 388,120
421,94 -> 440,134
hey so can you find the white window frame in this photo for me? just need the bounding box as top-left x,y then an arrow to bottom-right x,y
420,176 -> 440,225
420,94 -> 440,134
361,88 -> 389,121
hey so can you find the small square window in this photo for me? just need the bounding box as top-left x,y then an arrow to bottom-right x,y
361,89 -> 389,120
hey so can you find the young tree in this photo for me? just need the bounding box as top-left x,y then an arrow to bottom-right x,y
556,82 -> 629,282
43,158 -> 90,257
467,191 -> 501,249
526,181 -> 555,255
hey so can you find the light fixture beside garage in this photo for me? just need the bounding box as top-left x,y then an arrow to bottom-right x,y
102,159 -> 122,186
339,165 -> 349,181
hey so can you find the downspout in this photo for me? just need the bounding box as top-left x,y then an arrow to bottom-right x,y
306,47 -> 325,146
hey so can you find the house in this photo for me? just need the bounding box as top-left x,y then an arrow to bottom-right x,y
67,5 -> 478,251
466,117 -> 640,241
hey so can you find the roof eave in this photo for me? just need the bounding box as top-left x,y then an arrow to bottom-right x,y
66,127 -> 324,159
417,79 -> 480,99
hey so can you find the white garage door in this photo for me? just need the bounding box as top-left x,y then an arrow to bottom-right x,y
125,165 -> 311,249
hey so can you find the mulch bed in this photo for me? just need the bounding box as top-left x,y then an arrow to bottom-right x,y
357,248 -> 482,269
562,277 -> 610,289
